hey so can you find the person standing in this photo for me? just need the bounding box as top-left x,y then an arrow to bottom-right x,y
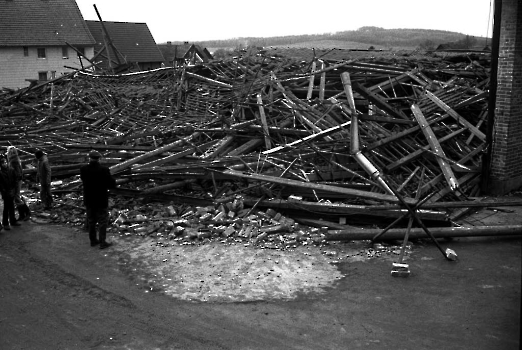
35,150 -> 53,210
0,155 -> 21,230
80,150 -> 116,249
7,146 -> 30,220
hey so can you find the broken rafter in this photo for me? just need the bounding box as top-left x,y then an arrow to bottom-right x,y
221,169 -> 411,204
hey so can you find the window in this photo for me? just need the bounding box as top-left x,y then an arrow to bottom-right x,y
62,46 -> 68,59
23,46 -> 28,57
37,48 -> 46,58
38,71 -> 48,81
76,47 -> 85,57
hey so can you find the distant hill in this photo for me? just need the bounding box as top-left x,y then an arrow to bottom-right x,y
162,26 -> 489,52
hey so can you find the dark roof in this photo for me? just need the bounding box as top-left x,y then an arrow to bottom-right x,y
85,21 -> 164,63
0,0 -> 95,46
158,43 -> 191,61
158,43 -> 213,63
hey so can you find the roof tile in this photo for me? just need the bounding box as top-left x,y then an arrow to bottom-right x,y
85,21 -> 164,62
0,0 -> 95,46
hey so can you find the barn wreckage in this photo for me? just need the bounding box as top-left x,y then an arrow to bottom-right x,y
1,49 -> 521,264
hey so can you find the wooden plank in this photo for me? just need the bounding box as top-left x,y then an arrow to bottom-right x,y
272,72 -> 337,133
280,99 -> 333,140
134,139 -> 222,169
247,125 -> 310,136
141,179 -> 196,195
405,71 -> 432,88
353,82 -> 409,120
385,128 -> 465,172
227,138 -> 264,156
358,114 -> 414,125
135,148 -> 194,169
184,71 -> 233,89
202,135 -> 235,159
306,60 -> 316,100
221,169 -> 413,204
65,143 -> 154,151
366,114 -> 449,152
256,93 -> 272,150
319,60 -> 326,101
109,132 -> 202,174
428,173 -> 479,203
262,120 -> 351,155
411,104 -> 458,191
242,198 -> 445,221
368,71 -> 414,93
453,91 -> 488,109
426,91 -> 486,140
326,225 -> 522,241
341,72 -> 358,153
466,109 -> 487,145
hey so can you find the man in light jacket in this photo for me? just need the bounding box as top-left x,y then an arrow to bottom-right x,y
35,150 -> 53,210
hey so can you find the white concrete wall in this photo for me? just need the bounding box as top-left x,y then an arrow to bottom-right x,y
0,46 -> 94,89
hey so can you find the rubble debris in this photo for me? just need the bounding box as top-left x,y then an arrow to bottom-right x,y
2,48 -> 517,253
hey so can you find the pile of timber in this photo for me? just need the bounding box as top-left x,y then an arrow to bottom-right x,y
2,49 -> 519,244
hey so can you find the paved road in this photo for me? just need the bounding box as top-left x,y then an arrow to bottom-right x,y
0,213 -> 520,349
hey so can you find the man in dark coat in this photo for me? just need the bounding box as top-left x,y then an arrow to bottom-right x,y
0,155 -> 21,230
80,150 -> 116,249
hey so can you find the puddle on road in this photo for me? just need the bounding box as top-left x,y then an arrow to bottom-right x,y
109,235 -> 410,303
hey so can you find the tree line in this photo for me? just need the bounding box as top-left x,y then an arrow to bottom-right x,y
164,26 -> 487,51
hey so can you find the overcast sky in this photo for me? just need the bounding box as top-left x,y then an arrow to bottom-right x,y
75,0 -> 494,44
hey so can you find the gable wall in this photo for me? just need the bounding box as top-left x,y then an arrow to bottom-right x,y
0,45 -> 94,89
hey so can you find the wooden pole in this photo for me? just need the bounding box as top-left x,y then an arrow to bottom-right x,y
257,93 -> 272,150
326,225 -> 522,241
306,60 -> 316,100
109,132 -> 201,174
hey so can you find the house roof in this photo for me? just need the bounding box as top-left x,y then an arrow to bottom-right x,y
85,21 -> 164,63
158,43 -> 213,62
158,43 -> 191,61
0,0 -> 95,46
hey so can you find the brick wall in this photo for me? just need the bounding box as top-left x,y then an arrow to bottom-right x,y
0,46 -> 93,89
489,0 -> 522,193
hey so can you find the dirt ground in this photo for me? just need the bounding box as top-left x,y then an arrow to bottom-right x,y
0,197 -> 520,350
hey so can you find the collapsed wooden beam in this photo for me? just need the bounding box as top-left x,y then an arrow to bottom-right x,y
411,104 -> 458,191
425,91 -> 486,140
326,225 -> 522,241
222,169 -> 416,204
109,132 -> 202,174
362,199 -> 522,210
262,120 -> 351,155
353,82 -> 409,120
256,93 -> 272,150
242,197 -> 447,221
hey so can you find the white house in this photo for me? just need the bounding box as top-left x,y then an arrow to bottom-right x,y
0,0 -> 96,89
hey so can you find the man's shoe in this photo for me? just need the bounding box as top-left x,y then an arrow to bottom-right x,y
90,240 -> 100,247
4,226 -> 11,231
99,242 -> 112,250
12,222 -> 21,227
